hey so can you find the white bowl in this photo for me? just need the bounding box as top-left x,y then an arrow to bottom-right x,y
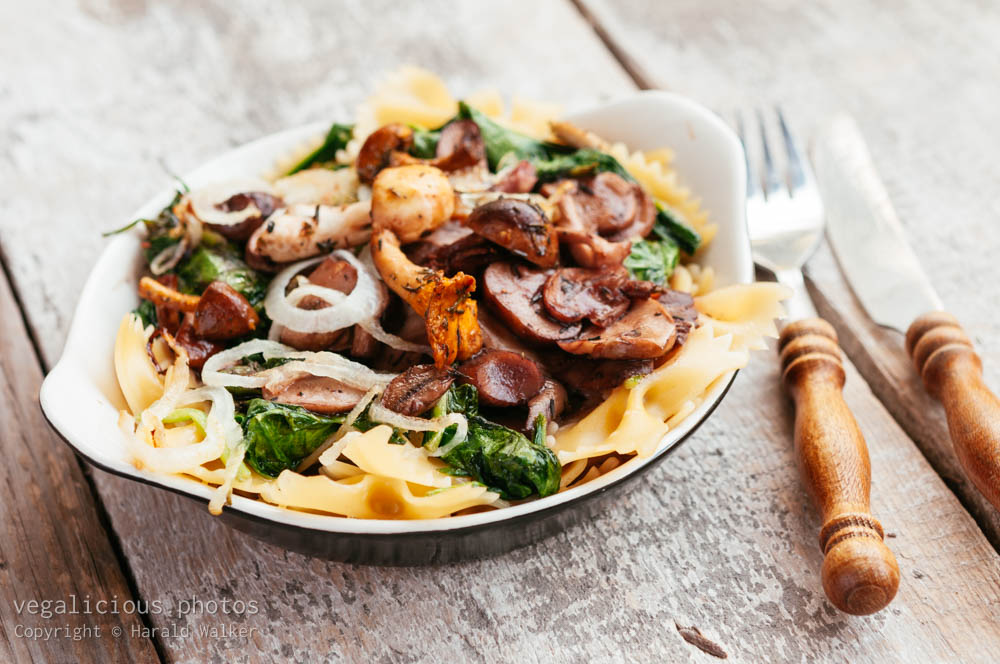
40,91 -> 751,562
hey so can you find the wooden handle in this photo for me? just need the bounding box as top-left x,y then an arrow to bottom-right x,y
779,318 -> 900,615
906,312 -> 1000,509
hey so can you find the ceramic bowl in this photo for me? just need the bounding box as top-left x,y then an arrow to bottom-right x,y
40,90 -> 751,564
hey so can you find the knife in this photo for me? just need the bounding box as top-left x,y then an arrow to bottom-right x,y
814,115 -> 1000,510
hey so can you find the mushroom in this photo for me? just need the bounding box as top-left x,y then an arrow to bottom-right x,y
558,298 -> 678,360
380,364 -> 456,416
356,123 -> 414,184
480,262 -> 581,345
370,227 -> 482,368
466,198 -> 559,268
541,267 -> 631,327
370,165 -> 455,244
245,201 -> 372,267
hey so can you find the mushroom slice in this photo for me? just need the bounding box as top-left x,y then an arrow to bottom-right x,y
466,198 -> 559,268
357,123 -> 414,184
371,227 -> 482,368
542,267 -> 631,327
480,262 -> 581,345
558,298 -> 677,360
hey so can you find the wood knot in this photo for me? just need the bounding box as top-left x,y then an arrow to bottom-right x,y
779,319 -> 843,388
819,513 -> 884,554
905,312 -> 977,389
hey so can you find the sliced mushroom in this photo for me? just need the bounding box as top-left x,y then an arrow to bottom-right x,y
172,315 -> 226,370
558,298 -> 677,360
466,198 -> 559,268
182,178 -> 280,241
262,374 -> 365,415
431,120 -> 487,172
481,262 -> 581,345
370,165 -> 455,244
192,282 -> 260,340
555,194 -> 632,268
548,356 -> 654,401
542,267 -> 631,327
245,200 -> 372,266
380,364 -> 456,416
208,192 -> 282,241
459,350 -> 545,407
490,160 -> 538,194
526,379 -> 568,430
357,123 -> 414,184
657,288 -> 699,345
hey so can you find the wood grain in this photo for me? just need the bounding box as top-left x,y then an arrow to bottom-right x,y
0,265 -> 159,663
906,312 -> 1000,511
779,319 -> 899,615
577,0 -> 1000,547
3,0 -> 1000,662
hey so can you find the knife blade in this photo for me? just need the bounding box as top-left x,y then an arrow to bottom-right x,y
812,115 -> 941,332
812,114 -> 1000,514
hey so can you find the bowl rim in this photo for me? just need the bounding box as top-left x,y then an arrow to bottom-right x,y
39,88 -> 751,536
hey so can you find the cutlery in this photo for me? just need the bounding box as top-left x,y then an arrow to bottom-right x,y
814,115 -> 1000,511
738,108 -> 899,615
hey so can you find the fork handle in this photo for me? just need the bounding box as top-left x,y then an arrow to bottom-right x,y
907,312 -> 1000,510
779,318 -> 899,615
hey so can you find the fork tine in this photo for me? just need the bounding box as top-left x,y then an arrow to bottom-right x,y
756,108 -> 783,198
736,110 -> 764,201
776,106 -> 807,191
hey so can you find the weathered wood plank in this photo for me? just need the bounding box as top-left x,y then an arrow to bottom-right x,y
0,265 -> 160,663
4,0 -> 1000,662
576,0 -> 1000,544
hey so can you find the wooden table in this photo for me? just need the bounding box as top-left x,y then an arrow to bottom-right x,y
3,1 -> 999,661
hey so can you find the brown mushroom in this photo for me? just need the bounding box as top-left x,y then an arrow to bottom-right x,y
526,379 -> 568,430
262,374 -> 365,415
207,192 -> 282,241
542,267 -> 631,327
458,350 -> 545,407
380,364 -> 456,416
192,282 -> 260,341
467,198 -> 559,268
558,298 -> 678,360
481,262 -> 581,345
356,123 -> 414,184
279,257 -> 358,352
490,160 -> 538,194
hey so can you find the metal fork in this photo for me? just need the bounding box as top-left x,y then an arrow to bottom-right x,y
737,108 -> 824,321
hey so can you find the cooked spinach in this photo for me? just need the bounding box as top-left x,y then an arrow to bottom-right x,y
624,237 -> 680,285
456,101 -> 550,169
440,413 -> 561,500
653,202 -> 701,255
242,399 -> 345,477
286,122 -> 354,175
409,126 -> 442,158
176,245 -> 267,306
133,299 -> 157,327
533,148 -> 634,184
423,383 -> 478,452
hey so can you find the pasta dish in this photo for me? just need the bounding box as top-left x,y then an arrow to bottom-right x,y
111,68 -> 787,519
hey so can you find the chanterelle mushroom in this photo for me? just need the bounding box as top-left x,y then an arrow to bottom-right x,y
371,227 -> 482,368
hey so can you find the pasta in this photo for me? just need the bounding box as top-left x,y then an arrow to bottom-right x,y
110,67 -> 788,520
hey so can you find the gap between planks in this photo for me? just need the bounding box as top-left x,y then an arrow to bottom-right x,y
0,249 -> 169,664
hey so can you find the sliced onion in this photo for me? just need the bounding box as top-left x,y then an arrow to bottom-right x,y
200,339 -> 395,393
186,177 -> 275,226
364,403 -> 468,455
209,439 -> 247,515
150,240 -> 187,275
358,319 -> 431,354
264,250 -> 381,333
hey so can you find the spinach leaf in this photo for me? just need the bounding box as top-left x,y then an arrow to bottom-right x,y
133,191 -> 185,265
423,384 -> 478,452
456,101 -> 550,169
624,237 -> 680,285
176,245 -> 268,307
133,299 -> 157,327
441,415 -> 561,500
533,148 -> 635,184
409,126 -> 442,158
286,123 -> 354,175
242,399 -> 345,477
653,202 -> 701,255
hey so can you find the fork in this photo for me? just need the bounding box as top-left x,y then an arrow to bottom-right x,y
733,108 -> 900,615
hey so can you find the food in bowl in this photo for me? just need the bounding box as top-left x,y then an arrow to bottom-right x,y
111,68 -> 787,519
